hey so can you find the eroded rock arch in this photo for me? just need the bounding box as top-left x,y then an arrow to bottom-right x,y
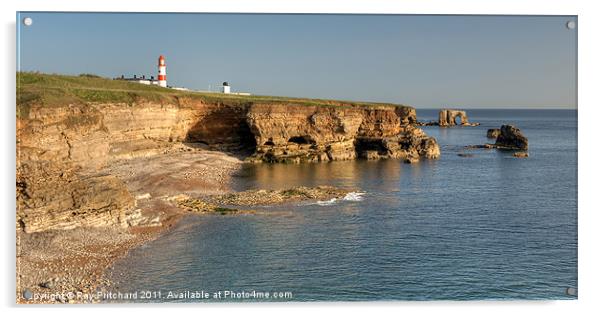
438,109 -> 469,126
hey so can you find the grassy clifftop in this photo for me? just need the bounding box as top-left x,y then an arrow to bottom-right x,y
17,72 -> 407,119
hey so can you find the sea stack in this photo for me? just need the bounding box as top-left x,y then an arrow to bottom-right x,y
438,109 -> 480,127
494,125 -> 529,150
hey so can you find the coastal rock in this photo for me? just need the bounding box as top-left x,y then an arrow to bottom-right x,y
495,125 -> 529,150
403,155 -> 420,164
487,128 -> 501,138
465,144 -> 495,149
19,100 -> 437,169
17,74 -> 440,233
438,109 -> 480,127
206,185 -> 352,206
16,162 -> 136,233
166,186 -> 353,214
416,109 -> 479,127
361,150 -> 381,160
246,104 -> 439,163
466,125 -> 529,152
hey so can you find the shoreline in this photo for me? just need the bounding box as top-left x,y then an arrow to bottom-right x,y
17,146 -> 244,304
16,216 -> 182,304
16,144 -> 355,304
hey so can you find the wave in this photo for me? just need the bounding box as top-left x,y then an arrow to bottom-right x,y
314,192 -> 365,206
342,192 -> 365,201
316,198 -> 338,206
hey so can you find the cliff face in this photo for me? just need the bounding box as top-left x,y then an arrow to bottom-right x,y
17,100 -> 255,170
18,101 -> 438,169
17,91 -> 439,233
16,161 -> 135,233
17,99 -> 248,233
246,104 -> 438,163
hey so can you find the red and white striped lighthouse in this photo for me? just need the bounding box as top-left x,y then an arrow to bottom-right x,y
158,55 -> 167,87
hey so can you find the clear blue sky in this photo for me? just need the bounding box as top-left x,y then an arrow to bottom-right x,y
17,13 -> 577,109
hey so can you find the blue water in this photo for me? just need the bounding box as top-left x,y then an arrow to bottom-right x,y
109,109 -> 577,302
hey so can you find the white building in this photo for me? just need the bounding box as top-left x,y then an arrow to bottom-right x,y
222,82 -> 231,94
115,74 -> 159,85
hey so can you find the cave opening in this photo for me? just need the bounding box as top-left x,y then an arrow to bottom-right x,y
184,106 -> 258,156
288,136 -> 313,145
354,138 -> 388,155
236,124 -> 258,155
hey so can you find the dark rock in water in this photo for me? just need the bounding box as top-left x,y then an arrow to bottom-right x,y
465,144 -> 495,149
513,151 -> 529,158
495,125 -> 528,150
415,121 -> 439,126
468,126 -> 527,151
457,153 -> 475,158
403,155 -> 420,164
487,128 -> 501,138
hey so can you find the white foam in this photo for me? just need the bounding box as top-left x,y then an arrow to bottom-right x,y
316,198 -> 338,206
343,192 -> 365,201
314,192 -> 365,206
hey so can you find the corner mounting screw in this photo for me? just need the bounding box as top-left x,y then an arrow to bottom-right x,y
566,21 -> 576,30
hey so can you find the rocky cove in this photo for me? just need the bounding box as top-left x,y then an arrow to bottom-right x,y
17,95 -> 440,233
16,73 -> 440,302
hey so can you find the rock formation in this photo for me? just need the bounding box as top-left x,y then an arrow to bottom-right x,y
487,128 -> 501,138
246,104 -> 439,164
495,125 -> 529,150
16,161 -> 136,233
438,109 -> 480,127
17,73 -> 440,233
416,109 -> 479,127
467,125 -> 529,152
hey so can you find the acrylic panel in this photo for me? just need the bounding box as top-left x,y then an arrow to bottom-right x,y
16,12 -> 577,303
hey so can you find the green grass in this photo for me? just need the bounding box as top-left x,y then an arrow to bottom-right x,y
213,207 -> 239,215
17,72 -> 409,119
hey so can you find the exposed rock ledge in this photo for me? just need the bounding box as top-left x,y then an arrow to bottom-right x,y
16,161 -> 136,234
166,186 -> 353,215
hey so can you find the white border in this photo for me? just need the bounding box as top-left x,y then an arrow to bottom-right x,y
2,1 -> 600,315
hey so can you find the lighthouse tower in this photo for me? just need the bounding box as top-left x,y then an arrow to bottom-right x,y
158,55 -> 167,87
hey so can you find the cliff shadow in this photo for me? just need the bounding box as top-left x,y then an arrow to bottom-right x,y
184,105 -> 257,158
354,138 -> 389,156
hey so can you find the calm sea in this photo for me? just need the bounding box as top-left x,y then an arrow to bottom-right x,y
109,109 -> 577,302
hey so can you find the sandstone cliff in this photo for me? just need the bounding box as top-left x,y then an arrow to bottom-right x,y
17,73 -> 440,233
246,104 -> 438,163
